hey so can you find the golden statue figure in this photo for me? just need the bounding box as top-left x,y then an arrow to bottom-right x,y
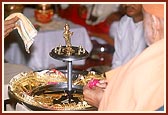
62,24 -> 75,56
63,24 -> 73,47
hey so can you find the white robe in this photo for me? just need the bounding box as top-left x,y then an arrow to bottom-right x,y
110,15 -> 147,69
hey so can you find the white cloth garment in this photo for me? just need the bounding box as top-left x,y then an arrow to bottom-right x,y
110,15 -> 147,69
5,13 -> 37,53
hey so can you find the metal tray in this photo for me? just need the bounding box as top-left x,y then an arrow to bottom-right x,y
8,69 -> 98,111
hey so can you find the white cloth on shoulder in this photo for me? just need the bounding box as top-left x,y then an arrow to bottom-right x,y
5,13 -> 37,53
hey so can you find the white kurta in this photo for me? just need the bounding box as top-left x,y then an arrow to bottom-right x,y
110,15 -> 147,69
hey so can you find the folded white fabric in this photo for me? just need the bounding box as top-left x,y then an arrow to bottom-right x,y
5,13 -> 37,53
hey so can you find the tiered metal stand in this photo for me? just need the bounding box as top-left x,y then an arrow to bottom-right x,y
49,24 -> 89,103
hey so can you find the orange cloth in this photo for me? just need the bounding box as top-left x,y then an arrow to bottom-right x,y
99,38 -> 164,111
143,4 -> 164,18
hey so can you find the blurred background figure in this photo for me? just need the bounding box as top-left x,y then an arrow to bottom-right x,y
110,4 -> 148,69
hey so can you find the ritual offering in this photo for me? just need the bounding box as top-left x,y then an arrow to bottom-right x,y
8,24 -> 105,111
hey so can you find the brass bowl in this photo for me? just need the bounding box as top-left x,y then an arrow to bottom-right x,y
34,4 -> 54,23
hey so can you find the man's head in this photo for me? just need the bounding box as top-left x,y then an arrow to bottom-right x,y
142,4 -> 164,45
122,4 -> 143,22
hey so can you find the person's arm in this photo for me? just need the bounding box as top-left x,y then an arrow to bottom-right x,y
4,16 -> 19,38
88,31 -> 114,47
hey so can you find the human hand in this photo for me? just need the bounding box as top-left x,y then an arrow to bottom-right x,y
4,16 -> 19,38
83,84 -> 104,108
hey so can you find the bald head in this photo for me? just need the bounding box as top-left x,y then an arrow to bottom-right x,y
142,4 -> 164,45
